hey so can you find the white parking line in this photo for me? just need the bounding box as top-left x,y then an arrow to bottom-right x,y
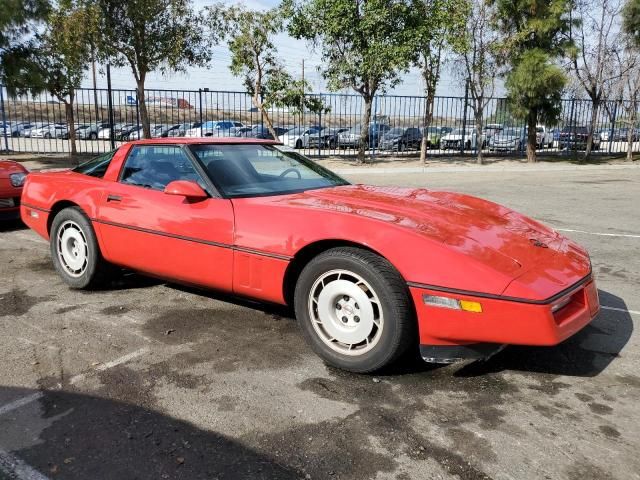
0,448 -> 50,480
556,228 -> 640,239
601,305 -> 640,316
0,393 -> 43,417
0,347 -> 149,415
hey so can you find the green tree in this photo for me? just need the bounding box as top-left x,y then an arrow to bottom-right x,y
0,0 -> 49,82
92,0 -> 210,138
287,0 -> 414,163
408,0 -> 468,163
3,0 -> 94,156
491,0 -> 574,162
623,0 -> 640,46
208,5 -> 326,139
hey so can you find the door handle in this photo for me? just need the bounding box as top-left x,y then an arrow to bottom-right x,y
106,194 -> 122,202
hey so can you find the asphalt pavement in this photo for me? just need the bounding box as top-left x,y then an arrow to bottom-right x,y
0,165 -> 639,480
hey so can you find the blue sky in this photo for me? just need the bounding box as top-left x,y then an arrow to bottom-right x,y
82,0 -> 469,98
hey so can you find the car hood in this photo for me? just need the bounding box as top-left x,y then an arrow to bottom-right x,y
282,185 -> 590,293
492,135 -> 520,142
0,160 -> 27,178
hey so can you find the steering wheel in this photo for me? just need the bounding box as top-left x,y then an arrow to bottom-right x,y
279,168 -> 302,179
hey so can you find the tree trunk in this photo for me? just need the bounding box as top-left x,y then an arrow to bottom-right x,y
137,76 -> 150,139
628,119 -> 635,162
475,111 -> 484,165
254,92 -> 278,140
420,93 -> 435,163
584,99 -> 599,161
64,94 -> 77,158
358,95 -> 373,164
526,110 -> 537,163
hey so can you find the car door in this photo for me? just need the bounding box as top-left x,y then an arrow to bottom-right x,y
95,144 -> 235,291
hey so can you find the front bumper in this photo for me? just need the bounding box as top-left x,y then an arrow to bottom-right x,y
409,276 -> 599,358
0,197 -> 21,220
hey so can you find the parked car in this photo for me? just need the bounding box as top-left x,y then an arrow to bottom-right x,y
422,126 -> 452,149
22,122 -> 49,138
20,138 -> 599,372
307,127 -> 350,148
534,126 -> 554,148
558,126 -> 601,150
98,123 -> 131,140
337,123 -> 391,149
236,125 -> 288,140
378,127 -> 423,151
4,121 -> 34,137
488,127 -> 526,151
0,160 -> 28,220
30,124 -> 69,139
281,126 -> 322,149
167,122 -> 202,137
185,120 -> 244,137
440,127 -> 480,150
127,124 -> 163,141
75,123 -> 107,140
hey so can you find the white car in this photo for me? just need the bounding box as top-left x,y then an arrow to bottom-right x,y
30,124 -> 69,139
535,125 -> 554,148
440,128 -> 479,150
185,120 -> 244,137
280,126 -> 322,149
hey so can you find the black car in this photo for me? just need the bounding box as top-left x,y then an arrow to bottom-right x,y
307,127 -> 350,148
237,125 -> 289,140
379,127 -> 423,151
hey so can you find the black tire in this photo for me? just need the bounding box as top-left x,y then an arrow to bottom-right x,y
294,247 -> 415,373
44,133 -> 51,139
295,139 -> 302,149
50,207 -> 114,289
89,132 -> 98,140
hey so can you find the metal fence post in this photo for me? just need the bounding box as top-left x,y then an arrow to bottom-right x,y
0,86 -> 9,152
198,88 -> 203,136
106,64 -> 115,150
371,95 -> 378,161
460,80 -> 469,155
318,94 -> 322,157
608,102 -> 617,154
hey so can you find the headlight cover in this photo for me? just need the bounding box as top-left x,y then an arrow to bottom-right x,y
9,172 -> 27,187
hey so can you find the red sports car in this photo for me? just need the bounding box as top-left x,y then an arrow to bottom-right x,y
0,160 -> 28,220
19,138 -> 599,372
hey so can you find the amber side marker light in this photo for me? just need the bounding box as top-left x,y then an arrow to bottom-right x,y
422,295 -> 483,313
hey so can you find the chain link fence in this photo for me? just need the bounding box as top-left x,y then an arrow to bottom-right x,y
1,85 -> 638,158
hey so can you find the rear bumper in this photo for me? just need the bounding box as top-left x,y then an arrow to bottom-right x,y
410,276 -> 599,348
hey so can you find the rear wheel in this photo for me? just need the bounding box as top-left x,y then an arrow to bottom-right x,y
294,247 -> 415,373
295,139 -> 303,149
50,207 -> 114,289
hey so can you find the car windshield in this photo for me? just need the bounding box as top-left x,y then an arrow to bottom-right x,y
387,127 -> 405,135
189,144 -> 349,198
502,129 -> 520,136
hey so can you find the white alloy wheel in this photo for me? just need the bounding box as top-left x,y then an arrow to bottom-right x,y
308,269 -> 384,356
56,220 -> 89,277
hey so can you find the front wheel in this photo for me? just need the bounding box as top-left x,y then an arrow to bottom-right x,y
294,247 -> 415,373
50,207 -> 114,289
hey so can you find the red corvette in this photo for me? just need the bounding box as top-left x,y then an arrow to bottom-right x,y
0,160 -> 28,220
19,138 -> 599,372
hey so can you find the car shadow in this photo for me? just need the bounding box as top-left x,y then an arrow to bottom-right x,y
0,218 -> 26,232
0,386 -> 301,480
454,289 -> 632,378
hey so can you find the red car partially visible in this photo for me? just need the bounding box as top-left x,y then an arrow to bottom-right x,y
19,139 -> 600,373
0,160 -> 28,220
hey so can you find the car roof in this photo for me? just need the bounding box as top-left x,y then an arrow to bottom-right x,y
127,137 -> 281,146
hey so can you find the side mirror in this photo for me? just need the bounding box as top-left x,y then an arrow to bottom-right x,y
164,180 -> 208,200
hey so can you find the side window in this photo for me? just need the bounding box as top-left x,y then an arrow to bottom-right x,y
120,145 -> 203,191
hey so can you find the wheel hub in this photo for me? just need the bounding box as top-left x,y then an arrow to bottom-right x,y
309,269 -> 384,355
